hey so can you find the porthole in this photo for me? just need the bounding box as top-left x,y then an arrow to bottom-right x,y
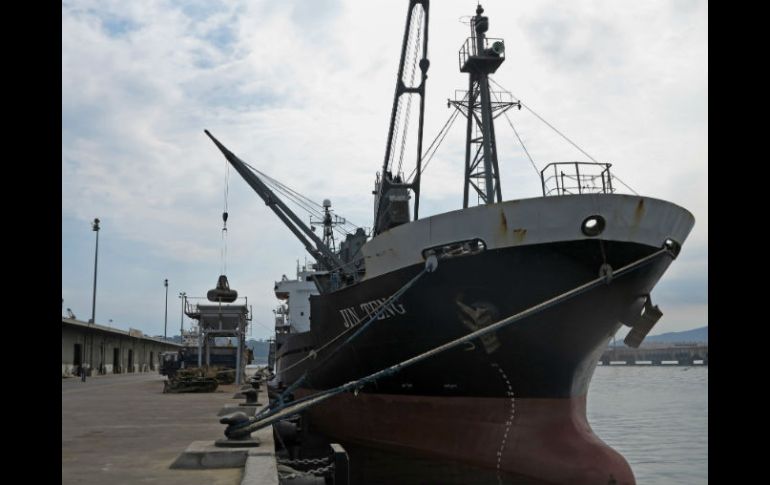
581,215 -> 606,237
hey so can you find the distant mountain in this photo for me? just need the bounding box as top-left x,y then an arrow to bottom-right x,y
611,326 -> 707,347
645,326 -> 707,344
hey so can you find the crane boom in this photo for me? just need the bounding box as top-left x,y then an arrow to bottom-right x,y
205,130 -> 347,274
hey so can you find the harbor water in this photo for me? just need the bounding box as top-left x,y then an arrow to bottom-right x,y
326,365 -> 708,484
587,365 -> 708,485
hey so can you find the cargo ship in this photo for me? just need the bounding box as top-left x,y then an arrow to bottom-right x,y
206,3 -> 694,483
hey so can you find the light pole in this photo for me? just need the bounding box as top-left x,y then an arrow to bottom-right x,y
90,218 -> 100,324
164,279 -> 169,339
90,218 -> 100,374
179,291 -> 186,339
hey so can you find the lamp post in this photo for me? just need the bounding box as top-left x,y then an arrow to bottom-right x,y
90,218 -> 100,374
164,279 -> 169,340
179,291 -> 186,340
90,218 -> 100,324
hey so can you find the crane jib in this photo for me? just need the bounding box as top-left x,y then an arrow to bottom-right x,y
204,130 -> 347,276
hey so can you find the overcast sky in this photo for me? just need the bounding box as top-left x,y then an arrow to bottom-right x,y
62,0 -> 707,340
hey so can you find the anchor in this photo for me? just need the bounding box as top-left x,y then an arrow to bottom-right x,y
623,295 -> 663,348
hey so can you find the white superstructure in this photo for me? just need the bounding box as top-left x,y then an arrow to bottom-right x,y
274,263 -> 319,333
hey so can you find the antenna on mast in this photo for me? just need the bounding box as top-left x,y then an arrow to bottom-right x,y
449,4 -> 519,207
311,199 -> 346,252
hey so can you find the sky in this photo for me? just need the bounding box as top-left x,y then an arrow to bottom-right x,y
62,0 -> 708,341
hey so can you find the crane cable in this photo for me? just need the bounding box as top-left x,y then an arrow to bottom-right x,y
405,91 -> 469,183
240,159 -> 364,238
407,107 -> 461,183
396,7 -> 424,176
221,161 -> 230,275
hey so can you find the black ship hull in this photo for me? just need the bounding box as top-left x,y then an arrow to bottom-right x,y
276,239 -> 668,398
272,238 -> 675,484
264,193 -> 695,484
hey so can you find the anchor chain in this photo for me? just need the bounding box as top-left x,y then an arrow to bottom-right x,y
277,462 -> 335,480
277,457 -> 332,467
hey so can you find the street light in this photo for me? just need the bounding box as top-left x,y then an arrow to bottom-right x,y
89,218 -> 100,375
179,291 -> 186,339
164,278 -> 169,339
90,218 -> 100,324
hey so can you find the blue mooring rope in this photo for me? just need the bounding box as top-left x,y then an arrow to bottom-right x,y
229,247 -> 671,438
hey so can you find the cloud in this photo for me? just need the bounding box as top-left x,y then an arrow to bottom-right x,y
62,0 -> 707,337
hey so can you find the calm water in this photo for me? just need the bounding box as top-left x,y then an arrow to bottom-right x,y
314,365 -> 708,484
587,365 -> 708,484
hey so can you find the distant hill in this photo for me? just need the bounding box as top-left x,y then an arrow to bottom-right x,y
644,326 -> 707,344
611,326 -> 707,348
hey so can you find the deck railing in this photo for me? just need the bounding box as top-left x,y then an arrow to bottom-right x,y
540,162 -> 615,197
458,37 -> 505,71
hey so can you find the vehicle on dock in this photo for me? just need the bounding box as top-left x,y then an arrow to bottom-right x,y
162,367 -> 219,394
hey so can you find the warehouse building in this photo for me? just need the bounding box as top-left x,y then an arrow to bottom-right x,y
62,317 -> 182,377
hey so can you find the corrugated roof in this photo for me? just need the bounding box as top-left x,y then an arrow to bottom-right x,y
61,318 -> 183,347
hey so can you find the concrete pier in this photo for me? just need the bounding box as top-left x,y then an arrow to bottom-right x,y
62,372 -> 265,485
599,344 -> 708,365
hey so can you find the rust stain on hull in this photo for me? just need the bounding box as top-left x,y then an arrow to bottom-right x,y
634,199 -> 646,225
513,228 -> 527,243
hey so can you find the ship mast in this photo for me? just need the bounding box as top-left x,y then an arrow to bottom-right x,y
310,199 -> 345,252
450,5 -> 517,207
373,0 -> 430,235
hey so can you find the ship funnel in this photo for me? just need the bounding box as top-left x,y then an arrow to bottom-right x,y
207,275 -> 238,303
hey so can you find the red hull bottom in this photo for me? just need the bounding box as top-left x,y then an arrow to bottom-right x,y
297,390 -> 634,485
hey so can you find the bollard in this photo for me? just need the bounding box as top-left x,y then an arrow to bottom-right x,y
249,375 -> 262,391
215,411 -> 260,448
330,443 -> 349,485
236,388 -> 259,406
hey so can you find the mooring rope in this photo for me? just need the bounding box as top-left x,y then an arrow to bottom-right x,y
227,247 -> 673,438
260,259 -> 435,415
271,262 -> 433,383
